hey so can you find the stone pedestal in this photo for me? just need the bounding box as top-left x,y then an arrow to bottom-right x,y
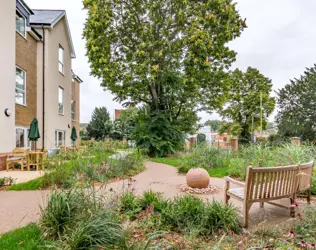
291,137 -> 301,145
230,138 -> 238,151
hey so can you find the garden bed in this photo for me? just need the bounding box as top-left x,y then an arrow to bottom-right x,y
1,189 -> 315,249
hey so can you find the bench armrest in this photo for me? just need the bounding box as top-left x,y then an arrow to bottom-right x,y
224,176 -> 245,187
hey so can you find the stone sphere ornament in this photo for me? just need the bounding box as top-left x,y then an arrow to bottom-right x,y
186,168 -> 210,189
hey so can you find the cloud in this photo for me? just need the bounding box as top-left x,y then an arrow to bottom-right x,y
25,0 -> 316,123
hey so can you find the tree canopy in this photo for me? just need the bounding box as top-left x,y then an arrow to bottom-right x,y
219,67 -> 275,140
276,65 -> 316,141
204,119 -> 222,132
83,0 -> 246,112
83,0 -> 246,154
86,107 -> 112,139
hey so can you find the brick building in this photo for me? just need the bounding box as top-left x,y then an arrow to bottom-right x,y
0,0 -> 82,169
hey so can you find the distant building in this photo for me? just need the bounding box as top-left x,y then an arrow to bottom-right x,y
114,109 -> 121,120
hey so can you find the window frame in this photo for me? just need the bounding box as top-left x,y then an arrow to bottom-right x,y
58,86 -> 64,115
58,45 -> 64,74
16,10 -> 26,38
15,66 -> 26,106
15,126 -> 30,149
55,130 -> 66,147
71,100 -> 75,121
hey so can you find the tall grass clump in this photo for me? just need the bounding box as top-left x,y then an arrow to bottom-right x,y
117,191 -> 241,236
40,188 -> 128,249
40,189 -> 87,238
66,210 -> 126,249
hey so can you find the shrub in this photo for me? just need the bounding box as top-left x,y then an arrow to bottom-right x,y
67,210 -> 126,249
140,190 -> 166,212
0,177 -> 15,186
41,164 -> 74,189
159,195 -> 241,236
119,192 -> 142,219
134,111 -> 185,157
203,201 -> 241,234
161,196 -> 205,234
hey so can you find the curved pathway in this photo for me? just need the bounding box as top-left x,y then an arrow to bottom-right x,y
0,161 -> 294,234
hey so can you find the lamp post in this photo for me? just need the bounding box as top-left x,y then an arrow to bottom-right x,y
251,114 -> 261,142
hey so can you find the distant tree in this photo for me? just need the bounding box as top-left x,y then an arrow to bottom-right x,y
276,65 -> 316,141
204,120 -> 222,132
111,108 -> 139,140
86,107 -> 112,139
218,122 -> 242,138
219,67 -> 275,140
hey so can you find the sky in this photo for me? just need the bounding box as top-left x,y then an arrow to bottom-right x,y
26,0 -> 316,124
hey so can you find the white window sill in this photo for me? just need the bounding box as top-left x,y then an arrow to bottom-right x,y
16,103 -> 27,107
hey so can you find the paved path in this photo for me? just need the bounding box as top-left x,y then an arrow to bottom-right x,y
0,161 -> 295,234
0,170 -> 46,184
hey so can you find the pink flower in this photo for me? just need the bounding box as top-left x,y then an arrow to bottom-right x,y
287,230 -> 296,238
307,243 -> 316,249
291,202 -> 301,207
298,240 -> 307,247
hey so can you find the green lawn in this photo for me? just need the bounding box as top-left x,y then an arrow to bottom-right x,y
0,224 -> 43,250
150,157 -> 188,167
7,177 -> 43,191
151,156 -> 229,178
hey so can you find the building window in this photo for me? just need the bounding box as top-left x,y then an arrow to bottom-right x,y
58,46 -> 64,74
15,67 -> 26,105
58,87 -> 64,114
71,100 -> 75,121
16,127 -> 30,148
16,11 -> 26,37
55,130 -> 65,147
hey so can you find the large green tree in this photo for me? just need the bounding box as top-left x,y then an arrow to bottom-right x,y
83,0 -> 245,114
219,67 -> 275,140
276,65 -> 316,141
83,0 -> 246,154
86,107 -> 112,139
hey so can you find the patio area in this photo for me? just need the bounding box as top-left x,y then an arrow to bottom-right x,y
0,170 -> 45,184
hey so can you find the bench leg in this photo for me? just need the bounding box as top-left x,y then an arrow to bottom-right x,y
290,197 -> 295,217
260,202 -> 264,208
307,189 -> 311,204
243,202 -> 251,228
224,181 -> 230,204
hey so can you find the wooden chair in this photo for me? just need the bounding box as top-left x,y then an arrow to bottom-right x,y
296,161 -> 314,203
6,148 -> 28,171
27,151 -> 45,171
224,165 -> 301,228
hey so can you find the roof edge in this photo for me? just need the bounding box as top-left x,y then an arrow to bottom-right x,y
30,10 -> 76,58
18,0 -> 34,15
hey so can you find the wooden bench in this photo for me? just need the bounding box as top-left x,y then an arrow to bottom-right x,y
224,161 -> 314,227
6,148 -> 28,171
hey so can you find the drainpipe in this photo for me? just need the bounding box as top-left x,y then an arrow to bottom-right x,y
42,25 -> 45,151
